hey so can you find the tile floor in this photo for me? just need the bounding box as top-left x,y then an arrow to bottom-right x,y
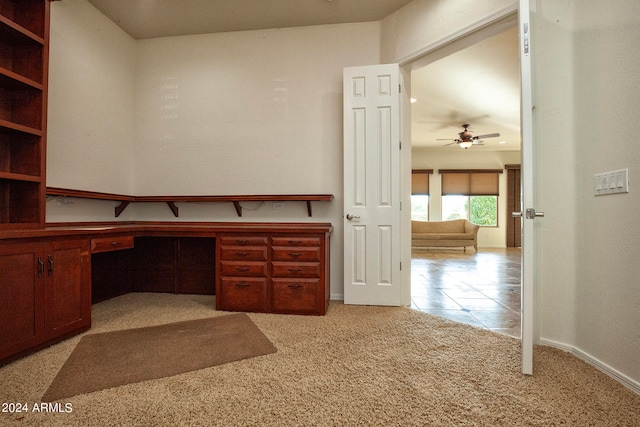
411,247 -> 521,337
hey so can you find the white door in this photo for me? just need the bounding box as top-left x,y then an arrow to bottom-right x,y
519,0 -> 539,375
343,64 -> 402,306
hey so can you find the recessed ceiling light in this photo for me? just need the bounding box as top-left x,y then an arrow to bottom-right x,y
499,141 -> 506,144
410,98 -> 417,103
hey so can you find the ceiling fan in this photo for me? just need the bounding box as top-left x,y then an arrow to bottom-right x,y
439,124 -> 500,149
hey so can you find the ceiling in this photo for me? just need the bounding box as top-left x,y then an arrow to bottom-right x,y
411,26 -> 521,151
87,0 -> 520,152
87,0 -> 414,39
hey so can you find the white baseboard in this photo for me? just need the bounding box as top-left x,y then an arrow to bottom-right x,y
330,294 -> 344,301
539,338 -> 640,395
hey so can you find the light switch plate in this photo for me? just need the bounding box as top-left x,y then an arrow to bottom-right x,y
594,168 -> 629,196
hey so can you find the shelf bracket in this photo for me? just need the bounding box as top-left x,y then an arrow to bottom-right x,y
233,201 -> 242,217
115,201 -> 130,217
306,201 -> 313,217
167,202 -> 179,217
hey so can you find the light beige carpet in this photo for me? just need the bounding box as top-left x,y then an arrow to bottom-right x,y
42,313 -> 276,402
0,293 -> 638,426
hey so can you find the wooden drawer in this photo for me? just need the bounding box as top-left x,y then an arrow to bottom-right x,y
220,260 -> 267,277
271,261 -> 321,278
271,246 -> 321,262
219,236 -> 268,246
220,246 -> 267,261
91,236 -> 134,253
271,278 -> 321,314
219,277 -> 267,312
271,237 -> 320,247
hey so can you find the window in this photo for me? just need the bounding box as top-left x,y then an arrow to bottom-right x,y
440,169 -> 501,226
442,195 -> 498,226
411,195 -> 430,221
411,170 -> 432,221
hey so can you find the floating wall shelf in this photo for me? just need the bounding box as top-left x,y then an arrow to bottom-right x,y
46,188 -> 333,218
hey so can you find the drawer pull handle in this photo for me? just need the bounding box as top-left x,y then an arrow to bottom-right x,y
236,251 -> 250,257
110,241 -> 122,245
236,239 -> 250,245
48,255 -> 54,277
37,257 -> 45,278
288,252 -> 302,257
236,267 -> 250,272
288,284 -> 303,289
235,282 -> 250,287
288,240 -> 302,245
287,268 -> 303,273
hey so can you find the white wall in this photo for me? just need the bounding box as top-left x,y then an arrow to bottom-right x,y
380,0 -> 517,64
47,0 -> 136,196
133,25 -> 378,196
412,149 -> 520,247
537,0 -> 640,388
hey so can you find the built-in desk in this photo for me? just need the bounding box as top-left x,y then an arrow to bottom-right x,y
0,222 -> 332,365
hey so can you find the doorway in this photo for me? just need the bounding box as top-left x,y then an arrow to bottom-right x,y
407,21 -> 522,337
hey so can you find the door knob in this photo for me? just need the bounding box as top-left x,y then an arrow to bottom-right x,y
513,209 -> 545,219
346,213 -> 360,221
525,208 -> 544,219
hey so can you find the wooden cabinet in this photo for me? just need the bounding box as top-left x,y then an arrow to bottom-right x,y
217,236 -> 268,313
271,236 -> 325,315
0,0 -> 50,228
0,237 -> 91,363
216,230 -> 330,315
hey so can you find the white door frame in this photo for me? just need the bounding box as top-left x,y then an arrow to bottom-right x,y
397,5 -> 537,375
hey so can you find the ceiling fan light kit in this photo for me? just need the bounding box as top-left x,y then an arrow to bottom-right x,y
440,123 -> 500,149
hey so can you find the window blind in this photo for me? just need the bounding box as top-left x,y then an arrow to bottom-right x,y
440,170 -> 501,196
411,169 -> 432,195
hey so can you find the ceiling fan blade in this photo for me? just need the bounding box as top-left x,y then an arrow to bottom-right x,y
436,138 -> 454,141
474,132 -> 500,139
443,142 -> 458,146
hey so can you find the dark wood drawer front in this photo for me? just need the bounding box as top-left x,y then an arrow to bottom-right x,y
271,246 -> 321,262
219,236 -> 268,246
220,246 -> 267,261
91,236 -> 134,253
220,261 -> 267,277
272,261 -> 321,278
271,237 -> 320,247
215,227 -> 330,316
272,278 -> 320,314
219,278 -> 267,312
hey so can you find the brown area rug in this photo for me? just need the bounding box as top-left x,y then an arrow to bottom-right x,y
42,313 -> 276,401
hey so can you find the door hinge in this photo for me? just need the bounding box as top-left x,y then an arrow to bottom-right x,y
400,261 -> 402,271
399,84 -> 401,93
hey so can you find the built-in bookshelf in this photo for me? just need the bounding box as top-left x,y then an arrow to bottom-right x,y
0,0 -> 50,228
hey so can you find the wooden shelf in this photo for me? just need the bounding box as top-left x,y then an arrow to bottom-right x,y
0,0 -> 49,229
46,187 -> 333,218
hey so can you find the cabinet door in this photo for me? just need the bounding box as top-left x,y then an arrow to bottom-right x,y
0,243 -> 44,360
44,239 -> 91,340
